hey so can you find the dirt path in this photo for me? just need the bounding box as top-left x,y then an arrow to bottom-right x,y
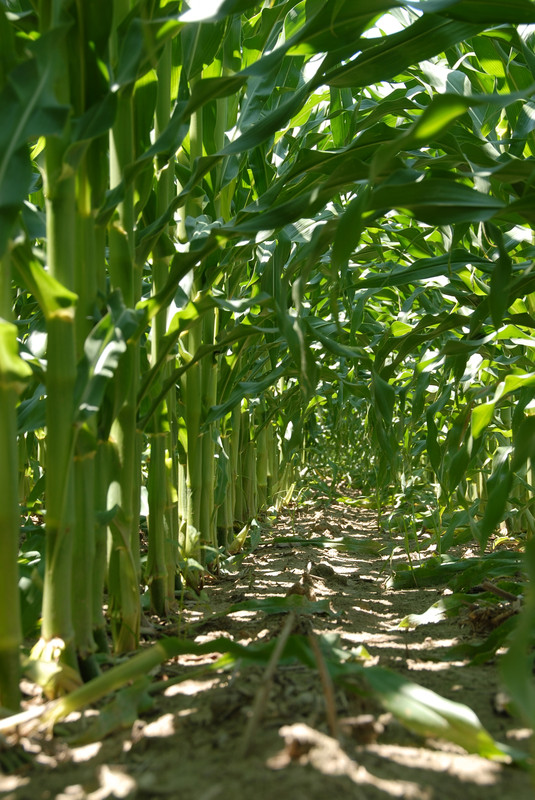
1,496 -> 533,799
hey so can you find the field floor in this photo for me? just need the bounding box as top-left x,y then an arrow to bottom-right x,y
1,494 -> 534,800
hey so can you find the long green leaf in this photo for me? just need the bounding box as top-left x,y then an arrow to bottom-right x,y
325,15 -> 483,88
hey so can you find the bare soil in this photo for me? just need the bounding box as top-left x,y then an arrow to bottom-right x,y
1,496 -> 534,800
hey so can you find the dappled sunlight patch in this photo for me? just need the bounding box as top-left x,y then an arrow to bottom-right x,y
143,712 -> 176,738
88,765 -> 136,800
0,775 -> 30,793
228,609 -> 257,621
506,728 -> 533,744
406,660 -> 466,672
70,741 -> 102,762
364,744 -> 502,785
175,707 -> 199,718
163,676 -> 220,698
404,636 -> 459,652
268,723 -> 432,799
354,597 -> 394,610
357,633 -> 412,651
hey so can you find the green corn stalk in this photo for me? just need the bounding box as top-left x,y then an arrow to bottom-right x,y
147,426 -> 169,614
28,10 -> 80,680
71,142 -> 105,677
106,0 -> 142,650
0,253 -> 32,710
217,431 -> 233,548
199,306 -> 219,561
256,404 -> 268,510
241,407 -> 258,519
72,433 -> 98,678
93,442 -> 111,654
165,448 -> 179,603
177,428 -> 188,559
146,40 -> 174,615
83,141 -> 112,657
179,317 -> 203,585
266,423 -> 280,507
231,403 -> 243,522
36,170 -> 79,676
177,75 -> 214,585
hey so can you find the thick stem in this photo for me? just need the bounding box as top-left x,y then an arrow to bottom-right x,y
256,407 -> 268,511
71,151 -> 101,673
0,381 -> 22,710
147,432 -> 169,614
40,313 -> 77,670
180,320 -> 203,586
106,2 -> 142,650
0,254 -> 27,709
146,39 -> 175,612
72,451 -> 99,679
37,121 -> 79,676
107,375 -> 141,651
200,308 -> 218,561
231,404 -> 243,522
93,442 -> 110,653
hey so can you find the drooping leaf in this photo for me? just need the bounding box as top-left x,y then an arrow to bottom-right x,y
180,0 -> 270,23
389,551 -> 523,590
361,667 -> 510,760
0,321 -> 33,391
332,186 -> 371,276
68,678 -> 153,745
486,223 -> 514,329
370,178 -> 505,225
373,371 -> 396,426
409,0 -> 535,24
477,452 -> 514,549
74,292 -> 141,424
449,614 -> 520,665
11,244 -> 78,319
325,15 -> 484,88
398,593 -> 468,628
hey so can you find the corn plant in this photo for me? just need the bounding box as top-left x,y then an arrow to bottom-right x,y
1,1 -> 535,748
